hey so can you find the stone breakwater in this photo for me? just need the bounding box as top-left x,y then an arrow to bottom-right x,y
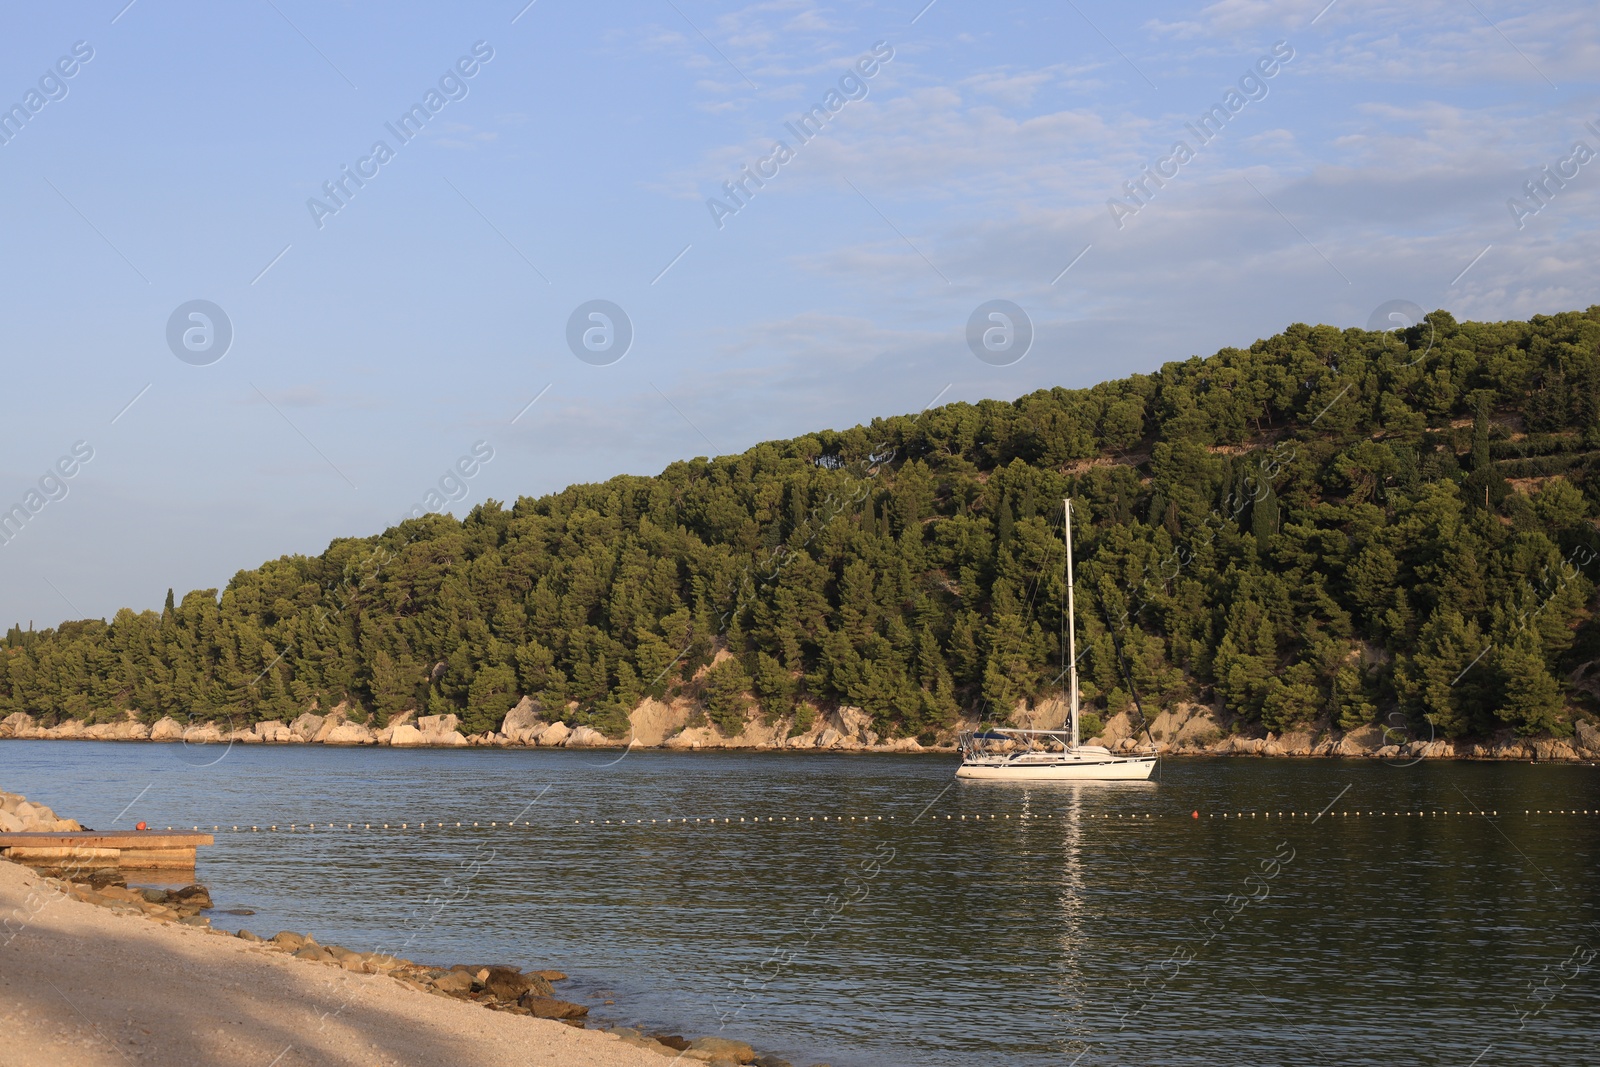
0,789 -> 83,832
3,697 -> 1598,761
0,793 -> 812,1067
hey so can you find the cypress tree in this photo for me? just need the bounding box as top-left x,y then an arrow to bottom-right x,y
1251,480 -> 1278,541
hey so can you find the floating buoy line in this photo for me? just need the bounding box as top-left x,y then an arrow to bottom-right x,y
148,809 -> 1600,834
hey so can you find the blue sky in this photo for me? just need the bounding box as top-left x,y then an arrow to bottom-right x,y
1,0 -> 1596,628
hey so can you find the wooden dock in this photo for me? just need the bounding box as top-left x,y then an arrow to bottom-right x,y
0,830 -> 213,870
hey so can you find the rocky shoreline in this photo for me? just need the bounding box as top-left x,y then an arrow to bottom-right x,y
4,697 -> 1599,762
0,787 -> 809,1067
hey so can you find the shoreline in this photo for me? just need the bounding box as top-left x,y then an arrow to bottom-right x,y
2,736 -> 1597,763
4,702 -> 1599,763
0,788 -> 795,1067
0,858 -> 749,1067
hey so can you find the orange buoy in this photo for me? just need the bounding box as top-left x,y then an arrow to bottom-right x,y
135,821 -> 147,831
1191,811 -> 1199,819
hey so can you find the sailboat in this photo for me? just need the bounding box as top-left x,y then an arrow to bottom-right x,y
956,498 -> 1158,781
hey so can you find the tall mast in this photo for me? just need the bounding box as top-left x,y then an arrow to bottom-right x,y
1065,498 -> 1079,749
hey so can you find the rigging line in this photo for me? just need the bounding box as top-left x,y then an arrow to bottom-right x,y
1020,505 -> 1064,621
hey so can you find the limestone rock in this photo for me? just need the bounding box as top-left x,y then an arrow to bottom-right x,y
373,710 -> 414,744
149,717 -> 185,741
1576,720 -> 1600,756
182,722 -> 225,744
253,720 -> 293,743
290,712 -> 325,742
537,722 -> 571,747
1533,739 -> 1579,761
565,725 -> 613,747
322,721 -> 376,745
388,724 -> 425,746
627,698 -> 688,747
311,712 -> 345,743
0,712 -> 37,738
413,714 -> 469,746
1276,729 -> 1316,756
84,717 -> 150,741
826,705 -> 875,746
1495,739 -> 1531,759
501,697 -> 545,744
1152,700 -> 1222,751
1334,724 -> 1384,756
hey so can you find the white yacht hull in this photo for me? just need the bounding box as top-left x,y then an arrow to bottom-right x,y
956,754 -> 1157,781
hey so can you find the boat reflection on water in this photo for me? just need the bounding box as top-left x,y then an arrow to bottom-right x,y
973,779 -> 1160,1061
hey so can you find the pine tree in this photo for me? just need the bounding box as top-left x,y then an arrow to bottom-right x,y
1495,628 -> 1564,736
702,656 -> 753,735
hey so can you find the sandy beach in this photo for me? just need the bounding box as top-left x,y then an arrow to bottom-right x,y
0,858 -> 673,1067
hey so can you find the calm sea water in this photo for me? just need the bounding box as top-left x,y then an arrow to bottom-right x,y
3,741 -> 1597,1066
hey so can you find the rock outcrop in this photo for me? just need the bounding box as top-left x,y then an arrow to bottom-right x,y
500,698 -> 545,744
5,696 -> 1597,761
289,712 -> 325,742
0,790 -> 83,832
254,720 -> 294,743
149,717 -> 185,742
321,720 -> 376,745
1577,719 -> 1600,757
563,726 -> 612,748
535,721 -> 571,747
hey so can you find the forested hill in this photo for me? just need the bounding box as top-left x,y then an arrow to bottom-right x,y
7,308 -> 1600,744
